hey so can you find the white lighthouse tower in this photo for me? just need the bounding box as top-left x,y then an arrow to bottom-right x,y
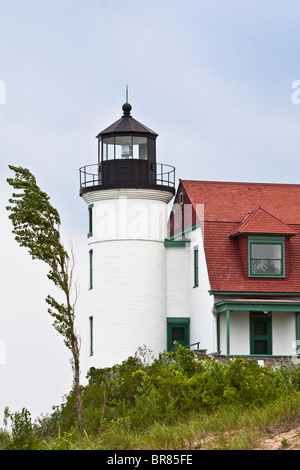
79,101 -> 175,368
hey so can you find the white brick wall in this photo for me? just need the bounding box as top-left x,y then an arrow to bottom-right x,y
82,188 -> 173,368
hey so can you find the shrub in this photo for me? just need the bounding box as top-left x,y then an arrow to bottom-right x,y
4,407 -> 36,450
32,347 -> 300,442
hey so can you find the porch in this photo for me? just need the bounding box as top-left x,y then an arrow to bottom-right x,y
214,299 -> 300,359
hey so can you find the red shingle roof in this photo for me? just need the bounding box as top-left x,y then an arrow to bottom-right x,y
229,206 -> 297,238
179,180 -> 300,293
180,180 -> 300,224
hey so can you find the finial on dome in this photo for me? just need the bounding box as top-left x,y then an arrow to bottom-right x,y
122,101 -> 132,116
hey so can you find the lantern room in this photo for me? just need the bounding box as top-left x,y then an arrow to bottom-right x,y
79,102 -> 175,195
99,103 -> 156,162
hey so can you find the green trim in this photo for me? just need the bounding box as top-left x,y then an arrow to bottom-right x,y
167,317 -> 190,324
168,221 -> 200,240
167,317 -> 190,351
248,236 -> 286,241
248,236 -> 285,278
193,245 -> 199,288
215,299 -> 300,313
210,291 -> 300,296
250,312 -> 272,355
87,203 -> 94,238
164,239 -> 191,247
89,249 -> 93,290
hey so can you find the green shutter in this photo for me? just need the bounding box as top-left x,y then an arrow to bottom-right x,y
193,246 -> 199,288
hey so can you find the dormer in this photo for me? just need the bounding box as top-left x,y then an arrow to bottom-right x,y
229,206 -> 297,279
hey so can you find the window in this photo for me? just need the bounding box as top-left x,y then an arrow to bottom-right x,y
88,204 -> 94,238
89,249 -> 93,290
193,246 -> 199,287
250,312 -> 272,355
167,318 -> 190,351
248,237 -> 285,277
179,192 -> 184,205
89,316 -> 93,356
101,136 -> 148,160
102,137 -> 115,160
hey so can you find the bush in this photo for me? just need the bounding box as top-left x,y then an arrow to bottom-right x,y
0,429 -> 11,450
4,407 -> 37,450
30,346 -> 300,443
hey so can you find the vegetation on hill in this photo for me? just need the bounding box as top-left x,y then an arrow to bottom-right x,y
1,344 -> 299,450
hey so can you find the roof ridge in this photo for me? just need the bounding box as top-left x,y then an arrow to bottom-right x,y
180,179 -> 300,188
229,206 -> 297,237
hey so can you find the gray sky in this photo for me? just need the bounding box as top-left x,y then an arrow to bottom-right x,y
0,0 -> 300,422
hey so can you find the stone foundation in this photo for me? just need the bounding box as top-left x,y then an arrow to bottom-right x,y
193,350 -> 299,369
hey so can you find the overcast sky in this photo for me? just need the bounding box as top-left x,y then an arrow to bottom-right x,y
0,0 -> 299,423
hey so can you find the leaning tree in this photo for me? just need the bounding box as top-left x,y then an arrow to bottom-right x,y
6,165 -> 82,425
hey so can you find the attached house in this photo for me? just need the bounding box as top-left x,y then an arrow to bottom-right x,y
80,102 -> 300,368
166,179 -> 300,363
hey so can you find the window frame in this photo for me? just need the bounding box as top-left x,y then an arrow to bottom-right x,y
167,317 -> 190,351
89,249 -> 93,290
89,316 -> 94,356
88,203 -> 94,238
248,236 -> 285,278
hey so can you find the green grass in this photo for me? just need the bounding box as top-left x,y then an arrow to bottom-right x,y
41,392 -> 300,450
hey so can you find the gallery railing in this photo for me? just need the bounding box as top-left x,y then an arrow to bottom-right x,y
79,162 -> 175,191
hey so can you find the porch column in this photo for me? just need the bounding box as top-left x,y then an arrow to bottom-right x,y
226,309 -> 230,355
296,312 -> 300,355
217,312 -> 220,352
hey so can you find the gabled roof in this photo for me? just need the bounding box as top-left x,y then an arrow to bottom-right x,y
180,179 -> 300,224
229,206 -> 297,238
176,179 -> 300,293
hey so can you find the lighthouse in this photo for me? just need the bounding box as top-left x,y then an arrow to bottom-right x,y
79,101 -> 175,367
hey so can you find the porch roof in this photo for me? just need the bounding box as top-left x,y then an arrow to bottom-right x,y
214,298 -> 300,313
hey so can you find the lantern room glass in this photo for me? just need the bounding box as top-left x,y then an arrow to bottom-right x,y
102,137 -> 114,161
101,136 -> 148,160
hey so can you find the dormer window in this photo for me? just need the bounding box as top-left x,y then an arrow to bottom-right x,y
248,237 -> 285,277
229,206 -> 297,279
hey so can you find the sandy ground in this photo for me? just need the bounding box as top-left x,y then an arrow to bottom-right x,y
255,426 -> 300,450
